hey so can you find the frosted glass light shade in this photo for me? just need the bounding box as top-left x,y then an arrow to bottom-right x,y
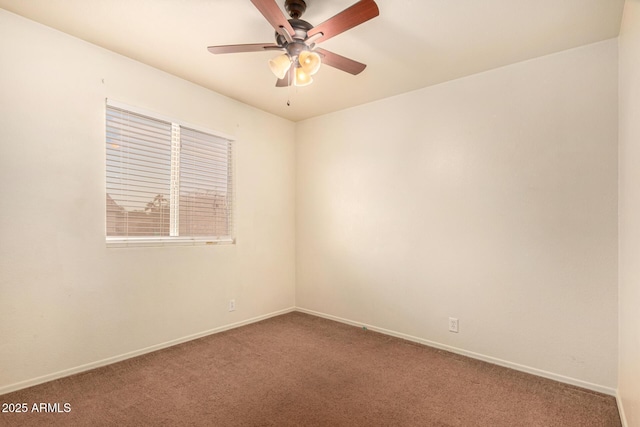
299,51 -> 321,76
294,67 -> 313,87
268,54 -> 292,79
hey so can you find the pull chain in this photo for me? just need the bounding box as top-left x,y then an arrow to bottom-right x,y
287,66 -> 293,106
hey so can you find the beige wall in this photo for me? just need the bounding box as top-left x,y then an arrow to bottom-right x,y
296,40 -> 619,391
0,10 -> 296,393
619,0 -> 640,424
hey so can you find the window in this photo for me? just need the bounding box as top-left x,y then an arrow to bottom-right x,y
106,101 -> 233,246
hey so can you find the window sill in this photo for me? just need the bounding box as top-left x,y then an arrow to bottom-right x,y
106,237 -> 235,248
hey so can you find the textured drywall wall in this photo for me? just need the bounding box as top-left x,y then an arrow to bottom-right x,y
0,9 -> 296,392
618,0 -> 640,424
296,40 -> 618,390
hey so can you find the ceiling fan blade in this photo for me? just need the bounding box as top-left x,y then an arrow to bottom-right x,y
207,43 -> 282,54
306,0 -> 379,44
316,48 -> 366,75
250,0 -> 296,37
276,65 -> 294,87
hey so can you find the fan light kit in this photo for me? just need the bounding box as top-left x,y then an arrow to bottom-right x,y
208,0 -> 379,87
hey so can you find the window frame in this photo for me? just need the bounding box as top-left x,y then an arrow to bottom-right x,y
105,99 -> 235,248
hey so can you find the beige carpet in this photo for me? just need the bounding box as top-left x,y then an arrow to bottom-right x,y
0,312 -> 621,426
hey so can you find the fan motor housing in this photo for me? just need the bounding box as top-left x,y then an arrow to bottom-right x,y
275,18 -> 313,44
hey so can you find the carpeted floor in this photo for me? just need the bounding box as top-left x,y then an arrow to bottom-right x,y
0,312 -> 621,426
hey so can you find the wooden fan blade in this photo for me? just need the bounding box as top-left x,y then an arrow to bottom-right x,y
276,65 -> 294,87
316,48 -> 367,75
306,0 -> 379,44
250,0 -> 296,37
207,43 -> 282,54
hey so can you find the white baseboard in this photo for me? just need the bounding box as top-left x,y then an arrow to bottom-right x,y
1,306 -> 619,400
0,307 -> 296,396
295,307 -> 617,397
617,390 -> 629,427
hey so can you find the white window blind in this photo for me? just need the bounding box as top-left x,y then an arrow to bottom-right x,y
179,127 -> 233,237
106,103 -> 233,245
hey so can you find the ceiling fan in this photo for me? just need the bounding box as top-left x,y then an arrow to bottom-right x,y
207,0 -> 379,87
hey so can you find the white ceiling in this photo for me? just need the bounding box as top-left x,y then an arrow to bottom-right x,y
0,0 -> 624,122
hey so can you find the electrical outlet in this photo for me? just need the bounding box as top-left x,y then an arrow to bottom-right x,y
449,317 -> 459,333
228,299 -> 236,312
